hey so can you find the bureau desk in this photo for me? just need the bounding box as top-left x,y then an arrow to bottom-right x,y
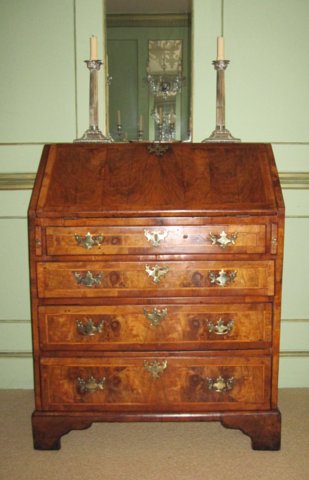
28,143 -> 284,450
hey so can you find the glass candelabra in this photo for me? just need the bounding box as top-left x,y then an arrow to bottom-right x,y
152,109 -> 176,142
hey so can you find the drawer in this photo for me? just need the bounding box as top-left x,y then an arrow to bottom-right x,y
45,224 -> 267,256
37,260 -> 274,298
39,303 -> 272,351
40,356 -> 271,412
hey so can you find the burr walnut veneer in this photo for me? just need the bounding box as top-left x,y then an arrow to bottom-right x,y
28,143 -> 284,450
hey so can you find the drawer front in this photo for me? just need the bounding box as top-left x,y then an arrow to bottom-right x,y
45,224 -> 266,256
40,356 -> 271,412
39,303 -> 272,351
37,260 -> 274,298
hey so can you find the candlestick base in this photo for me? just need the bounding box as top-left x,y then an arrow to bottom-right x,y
136,129 -> 144,142
115,123 -> 128,143
202,126 -> 241,143
74,125 -> 112,143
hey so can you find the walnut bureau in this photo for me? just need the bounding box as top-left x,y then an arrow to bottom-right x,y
28,143 -> 284,450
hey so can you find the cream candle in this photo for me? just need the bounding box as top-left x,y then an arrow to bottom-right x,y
159,108 -> 163,124
139,114 -> 143,130
217,36 -> 224,60
90,35 -> 98,60
117,110 -> 121,124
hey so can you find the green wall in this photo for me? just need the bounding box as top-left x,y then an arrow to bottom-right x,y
0,0 -> 308,388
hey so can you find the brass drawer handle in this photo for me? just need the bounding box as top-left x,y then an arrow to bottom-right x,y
76,318 -> 104,336
143,307 -> 168,327
207,318 -> 234,335
74,232 -> 104,249
76,376 -> 106,394
208,269 -> 237,287
144,229 -> 168,247
209,230 -> 238,248
73,271 -> 103,287
145,264 -> 169,284
144,360 -> 168,378
207,375 -> 235,393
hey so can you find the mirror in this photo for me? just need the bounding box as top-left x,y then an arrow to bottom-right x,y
106,0 -> 192,142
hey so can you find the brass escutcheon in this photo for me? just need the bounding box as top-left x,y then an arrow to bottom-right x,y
144,229 -> 168,247
73,271 -> 103,287
145,264 -> 169,284
74,232 -> 104,249
207,318 -> 234,335
143,307 -> 168,327
144,360 -> 168,378
76,376 -> 106,394
208,230 -> 238,248
76,318 -> 104,336
147,143 -> 169,157
207,375 -> 235,393
208,269 -> 237,287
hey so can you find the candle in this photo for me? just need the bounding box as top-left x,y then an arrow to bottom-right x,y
159,108 -> 163,124
169,109 -> 175,124
117,110 -> 121,125
139,114 -> 143,130
216,36 -> 224,60
90,35 -> 98,60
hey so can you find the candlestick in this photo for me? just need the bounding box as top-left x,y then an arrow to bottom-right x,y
115,122 -> 128,142
74,58 -> 112,143
202,58 -> 240,143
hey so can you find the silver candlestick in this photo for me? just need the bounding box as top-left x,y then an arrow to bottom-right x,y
115,123 -> 128,142
202,59 -> 240,143
74,59 -> 111,143
137,128 -> 144,142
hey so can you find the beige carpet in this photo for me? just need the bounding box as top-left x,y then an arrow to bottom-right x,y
0,389 -> 308,480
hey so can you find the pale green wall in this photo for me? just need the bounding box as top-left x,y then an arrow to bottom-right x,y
0,0 -> 308,388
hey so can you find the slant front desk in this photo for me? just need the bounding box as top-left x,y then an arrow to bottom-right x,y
28,143 -> 284,450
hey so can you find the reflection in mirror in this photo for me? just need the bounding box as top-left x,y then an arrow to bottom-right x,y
106,0 -> 192,142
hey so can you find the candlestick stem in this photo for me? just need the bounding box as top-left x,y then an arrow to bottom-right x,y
216,66 -> 225,127
89,66 -> 98,127
157,122 -> 163,142
203,59 -> 240,143
74,59 -> 112,143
